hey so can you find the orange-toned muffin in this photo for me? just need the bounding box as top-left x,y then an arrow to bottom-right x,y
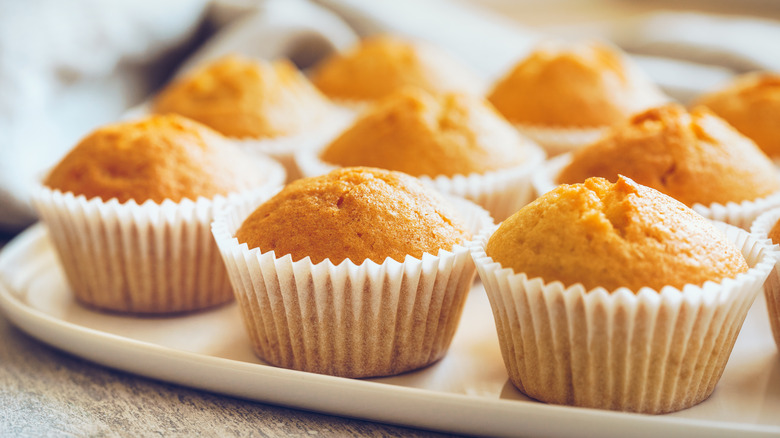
319,89 -> 528,177
555,104 -> 780,214
236,166 -> 470,265
488,40 -> 666,128
33,114 -> 285,314
695,72 -> 780,157
153,55 -> 332,139
301,88 -> 545,221
488,176 -> 748,291
45,114 -> 269,202
310,35 -> 483,103
471,176 -> 773,414
213,167 -> 494,378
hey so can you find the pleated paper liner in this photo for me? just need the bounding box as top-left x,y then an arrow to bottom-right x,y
515,123 -> 606,157
533,153 -> 780,229
750,208 -> 780,351
31,165 -> 284,315
211,191 -> 494,378
295,143 -> 546,222
470,223 -> 775,414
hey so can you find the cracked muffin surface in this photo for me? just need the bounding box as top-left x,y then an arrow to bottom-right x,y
235,167 -> 471,264
486,176 -> 749,291
557,103 -> 780,207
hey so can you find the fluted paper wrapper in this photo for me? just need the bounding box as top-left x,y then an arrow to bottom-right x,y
470,223 -> 774,414
296,143 -> 545,222
515,123 -> 606,157
31,183 -> 282,314
212,193 -> 494,378
750,208 -> 780,351
534,153 -> 780,229
234,109 -> 354,182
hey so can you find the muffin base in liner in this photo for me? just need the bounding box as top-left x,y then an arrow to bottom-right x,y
515,123 -> 606,157
750,208 -> 780,351
211,192 -> 494,378
31,180 -> 284,314
535,152 -> 780,229
296,143 -> 546,223
470,223 -> 775,414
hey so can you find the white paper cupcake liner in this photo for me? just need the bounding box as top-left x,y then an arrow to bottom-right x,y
228,109 -> 354,183
296,143 -> 546,223
750,208 -> 780,351
515,123 -> 606,157
32,172 -> 284,314
535,153 -> 780,229
212,192 -> 494,378
470,223 -> 774,414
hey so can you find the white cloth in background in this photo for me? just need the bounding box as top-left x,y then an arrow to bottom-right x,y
2,0 -> 780,233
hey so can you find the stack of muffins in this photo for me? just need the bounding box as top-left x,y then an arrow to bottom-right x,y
32,32 -> 780,417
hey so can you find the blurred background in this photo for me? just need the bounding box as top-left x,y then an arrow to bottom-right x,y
2,0 -> 780,235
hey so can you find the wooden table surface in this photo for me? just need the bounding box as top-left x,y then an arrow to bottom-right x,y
0,231 -> 452,438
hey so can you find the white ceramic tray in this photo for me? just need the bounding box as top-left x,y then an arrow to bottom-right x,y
2,224 -> 780,438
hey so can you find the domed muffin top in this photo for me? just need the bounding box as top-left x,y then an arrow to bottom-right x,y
153,55 -> 332,139
235,167 -> 471,264
487,40 -> 666,127
486,176 -> 749,291
319,88 -> 532,177
44,114 -> 273,203
310,35 -> 483,102
557,103 -> 780,207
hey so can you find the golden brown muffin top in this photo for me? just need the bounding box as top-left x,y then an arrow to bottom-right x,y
768,219 -> 780,245
486,176 -> 749,291
44,114 -> 271,203
310,35 -> 483,102
319,88 -> 532,177
487,40 -> 667,127
235,167 -> 471,264
152,54 -> 332,139
557,103 -> 780,207
695,72 -> 780,157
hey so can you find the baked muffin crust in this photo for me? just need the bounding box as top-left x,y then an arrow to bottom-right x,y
487,40 -> 666,127
310,35 -> 482,102
153,55 -> 332,139
235,167 -> 470,264
44,114 -> 269,203
557,103 -> 780,206
695,72 -> 780,157
486,176 -> 749,291
319,88 -> 530,177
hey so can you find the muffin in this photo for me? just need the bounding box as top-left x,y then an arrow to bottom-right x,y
153,54 -> 348,180
695,72 -> 780,158
487,40 -> 667,155
471,176 -> 774,414
749,208 -> 780,352
297,88 -> 545,221
541,103 -> 780,228
310,35 -> 484,105
33,114 -> 285,314
211,167 -> 494,378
